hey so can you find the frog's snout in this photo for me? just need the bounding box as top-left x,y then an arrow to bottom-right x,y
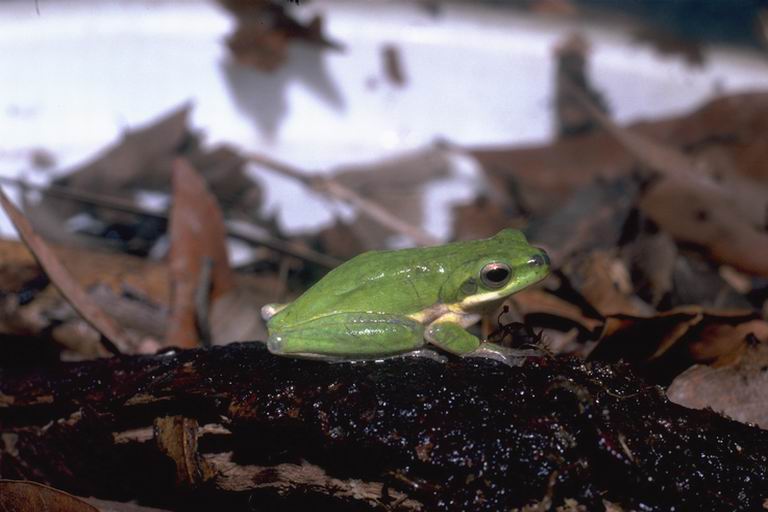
529,250 -> 550,269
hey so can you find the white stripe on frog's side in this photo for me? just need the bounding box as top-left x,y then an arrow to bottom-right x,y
407,303 -> 480,327
458,290 -> 512,311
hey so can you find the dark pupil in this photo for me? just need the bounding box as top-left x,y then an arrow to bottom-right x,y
485,267 -> 509,283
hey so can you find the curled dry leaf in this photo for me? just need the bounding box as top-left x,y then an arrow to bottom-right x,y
0,480 -> 99,512
561,250 -> 654,318
508,287 -> 604,335
166,159 -> 235,349
154,416 -> 215,488
0,188 -> 133,355
589,306 -> 763,383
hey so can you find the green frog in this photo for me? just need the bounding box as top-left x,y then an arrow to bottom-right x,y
262,229 -> 550,364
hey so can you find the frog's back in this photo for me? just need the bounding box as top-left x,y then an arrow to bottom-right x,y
268,230 -> 533,329
269,243 -> 461,328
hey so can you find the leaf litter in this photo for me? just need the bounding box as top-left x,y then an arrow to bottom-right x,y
0,13 -> 767,511
0,28 -> 766,427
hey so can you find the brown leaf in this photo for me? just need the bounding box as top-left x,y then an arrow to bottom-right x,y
509,287 -> 604,334
329,148 -> 453,250
0,480 -> 99,512
470,92 -> 768,217
26,105 -> 261,255
222,1 -> 342,72
640,178 -> 768,277
562,250 -> 654,318
668,338 -> 768,429
589,307 -> 762,383
381,44 -> 406,86
165,159 -> 235,348
227,21 -> 289,71
154,416 -> 215,488
59,105 -> 191,194
0,189 -> 133,355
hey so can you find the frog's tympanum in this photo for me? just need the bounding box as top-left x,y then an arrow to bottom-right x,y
262,229 -> 550,364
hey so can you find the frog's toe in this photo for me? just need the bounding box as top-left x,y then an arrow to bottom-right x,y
402,348 -> 448,364
266,333 -> 285,354
464,343 -> 540,367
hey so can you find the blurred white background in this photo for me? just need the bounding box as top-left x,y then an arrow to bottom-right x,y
2,0 -> 768,237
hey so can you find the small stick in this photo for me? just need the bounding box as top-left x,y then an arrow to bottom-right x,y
248,153 -> 440,247
0,176 -> 341,269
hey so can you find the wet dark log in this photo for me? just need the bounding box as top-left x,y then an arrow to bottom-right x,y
1,342 -> 768,511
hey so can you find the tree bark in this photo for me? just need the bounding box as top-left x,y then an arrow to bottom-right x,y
1,342 -> 767,511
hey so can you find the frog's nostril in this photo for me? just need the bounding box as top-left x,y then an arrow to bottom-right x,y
529,251 -> 550,268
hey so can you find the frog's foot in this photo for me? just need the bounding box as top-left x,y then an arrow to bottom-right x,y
400,348 -> 449,364
463,342 -> 542,367
335,348 -> 447,365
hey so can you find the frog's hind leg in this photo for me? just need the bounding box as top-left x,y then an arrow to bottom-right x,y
267,313 -> 425,360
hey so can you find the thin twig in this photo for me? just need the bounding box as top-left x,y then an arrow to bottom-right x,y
248,153 -> 441,247
563,78 -> 701,181
0,175 -> 341,269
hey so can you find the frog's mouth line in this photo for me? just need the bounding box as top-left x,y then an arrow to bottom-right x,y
458,274 -> 548,311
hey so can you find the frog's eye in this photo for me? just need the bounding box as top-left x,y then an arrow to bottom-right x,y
480,262 -> 511,288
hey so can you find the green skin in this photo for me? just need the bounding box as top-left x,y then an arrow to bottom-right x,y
262,229 -> 550,360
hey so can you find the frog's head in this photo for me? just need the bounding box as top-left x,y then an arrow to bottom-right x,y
441,229 -> 550,311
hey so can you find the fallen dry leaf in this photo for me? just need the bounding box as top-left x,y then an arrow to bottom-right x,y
222,1 -> 341,72
561,250 -> 653,318
589,307 -> 763,383
331,148 -> 453,250
0,480 -> 99,512
508,286 -> 604,336
0,188 -> 133,355
154,416 -> 215,488
668,340 -> 768,429
470,92 -> 768,218
25,105 -> 262,256
640,178 -> 768,277
166,159 -> 235,349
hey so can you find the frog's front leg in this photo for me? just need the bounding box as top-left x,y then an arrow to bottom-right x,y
425,314 -> 482,355
426,315 -> 540,367
267,313 -> 425,360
